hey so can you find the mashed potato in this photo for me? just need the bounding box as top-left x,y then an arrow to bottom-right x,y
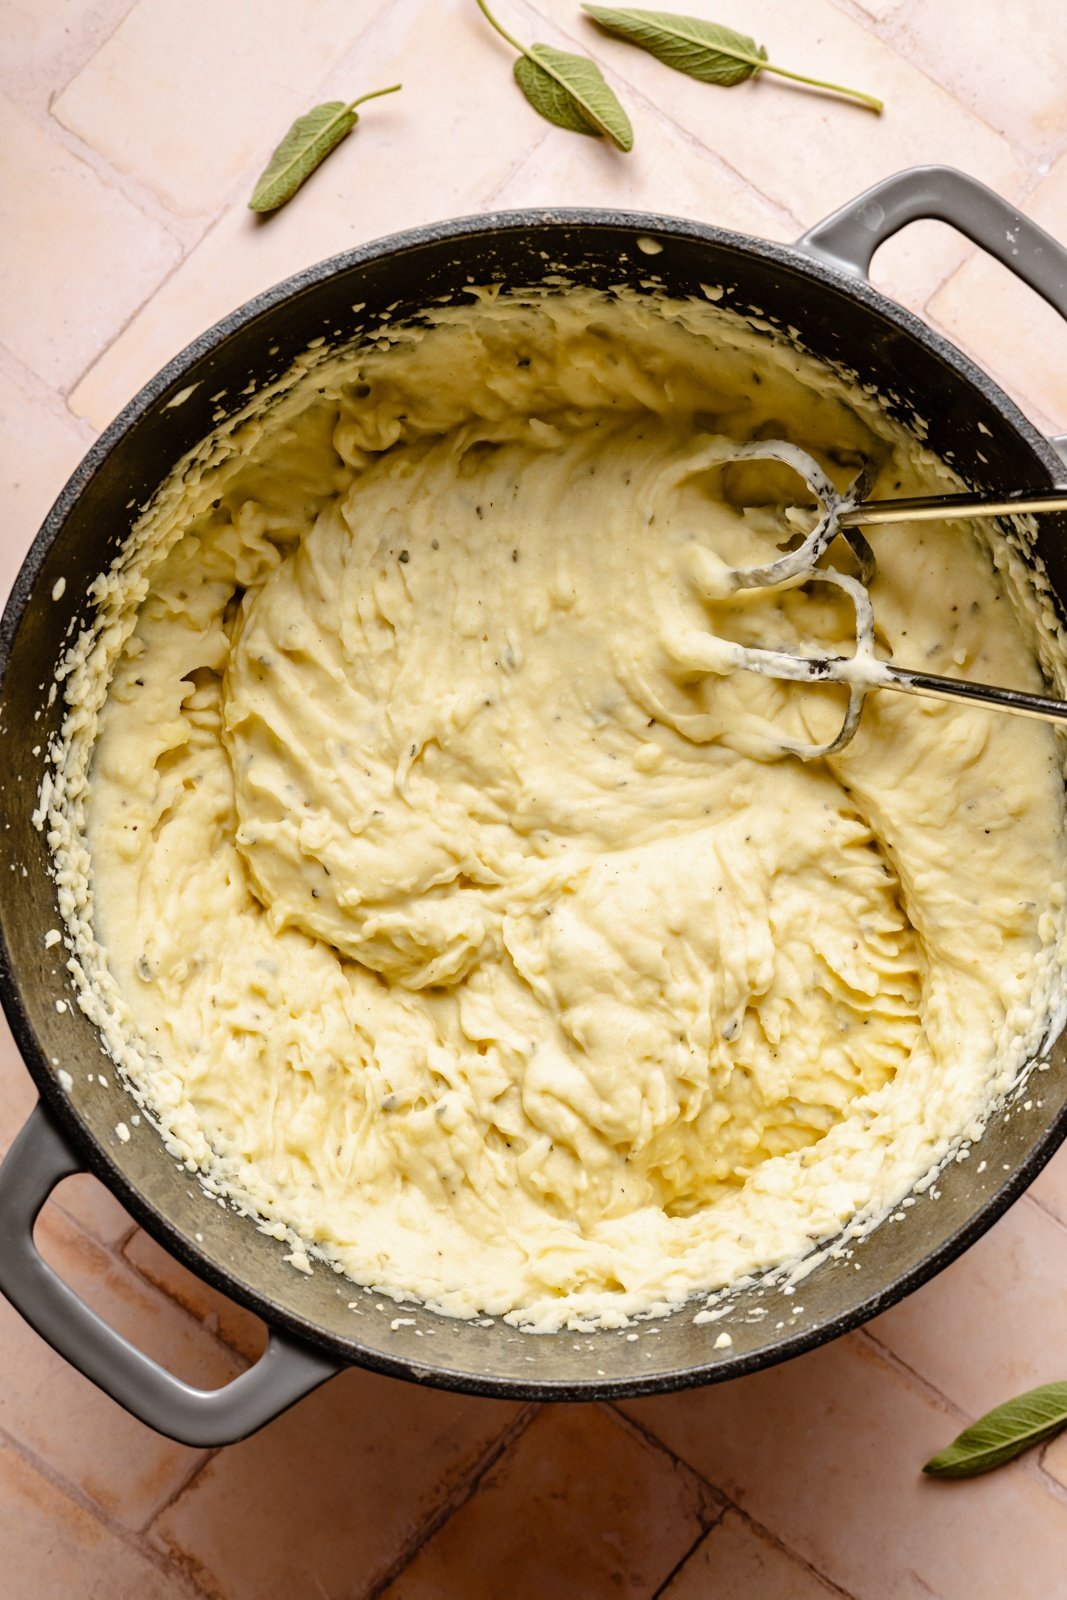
56,288 -> 1066,1329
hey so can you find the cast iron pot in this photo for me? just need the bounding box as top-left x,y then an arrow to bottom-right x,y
2,165 -> 1067,1448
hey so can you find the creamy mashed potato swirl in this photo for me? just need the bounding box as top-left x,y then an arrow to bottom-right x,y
73,290 -> 1065,1329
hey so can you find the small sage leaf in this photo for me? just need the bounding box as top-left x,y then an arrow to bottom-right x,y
584,6 -> 765,86
476,0 -> 633,149
249,102 -> 356,213
583,5 -> 882,112
249,85 -> 401,214
923,1381 -> 1067,1478
520,44 -> 633,149
514,53 -> 599,138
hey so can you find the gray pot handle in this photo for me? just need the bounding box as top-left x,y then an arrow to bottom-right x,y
798,164 -> 1067,462
0,1102 -> 339,1446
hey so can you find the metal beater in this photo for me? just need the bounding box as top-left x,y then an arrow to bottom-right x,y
688,440 -> 1067,759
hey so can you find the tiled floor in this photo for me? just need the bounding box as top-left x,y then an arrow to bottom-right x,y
2,1 -> 1067,1594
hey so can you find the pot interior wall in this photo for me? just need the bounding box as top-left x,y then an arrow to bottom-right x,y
2,216 -> 1066,1396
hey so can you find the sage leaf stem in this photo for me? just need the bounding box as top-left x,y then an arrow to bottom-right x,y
583,7 -> 882,113
475,0 -> 525,53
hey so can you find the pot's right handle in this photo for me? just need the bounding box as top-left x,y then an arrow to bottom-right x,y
798,165 -> 1067,461
0,1102 -> 340,1447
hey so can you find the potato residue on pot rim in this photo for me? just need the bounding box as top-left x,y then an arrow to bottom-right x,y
40,285 -> 1067,1332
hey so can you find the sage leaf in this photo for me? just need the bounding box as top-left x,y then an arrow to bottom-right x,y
583,6 -> 882,113
249,84 -> 401,214
585,6 -> 764,86
514,53 -> 600,137
923,1381 -> 1067,1478
520,44 -> 633,149
476,0 -> 633,150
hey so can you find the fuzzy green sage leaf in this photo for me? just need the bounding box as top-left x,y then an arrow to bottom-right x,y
477,0 -> 633,150
923,1381 -> 1067,1478
583,6 -> 882,113
249,84 -> 402,214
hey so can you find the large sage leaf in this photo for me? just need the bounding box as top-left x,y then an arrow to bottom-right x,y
583,5 -> 882,112
924,1381 -> 1067,1478
584,7 -> 765,85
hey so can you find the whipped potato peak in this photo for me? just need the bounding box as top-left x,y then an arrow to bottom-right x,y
49,286 -> 1066,1332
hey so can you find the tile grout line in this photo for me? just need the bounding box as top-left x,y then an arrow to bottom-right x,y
115,1228 -> 262,1368
719,1500 -> 858,1600
648,1523 -> 719,1600
921,301 -> 1065,436
1024,1189 -> 1067,1233
608,1400 -> 734,1508
198,0 -> 414,228
58,229 -> 203,409
39,0 -> 141,112
608,1398 -> 726,1485
827,0 -> 908,36
610,1402 -> 850,1597
817,0 -> 1050,166
857,1326 -> 1067,1504
56,0 -> 417,416
518,0 -> 1034,184
140,1445 -> 223,1538
361,1401 -> 542,1599
638,92 -> 806,236
480,127 -> 553,209
39,0 -> 413,253
36,1199 -> 253,1373
0,340 -> 98,445
1019,1188 -> 1067,1237
40,108 -> 196,249
511,0 -> 807,239
34,0 -> 416,413
600,1398 -> 724,1525
856,1326 -> 979,1420
0,1418 -> 212,1598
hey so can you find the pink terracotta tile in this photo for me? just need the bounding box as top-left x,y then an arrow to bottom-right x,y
660,1509 -> 839,1599
381,1405 -> 719,1600
622,1334 -> 1067,1599
0,361 -> 95,606
67,0 -> 552,431
491,89 -> 799,241
1030,1142 -> 1067,1230
1043,1427 -> 1067,1491
0,93 -> 181,391
927,149 -> 1067,438
849,0 -> 907,17
0,1203 -> 232,1530
868,1199 -> 1067,1420
51,1172 -> 137,1250
886,0 -> 1067,153
124,1228 -> 267,1364
526,0 -> 1024,309
53,0 -> 389,217
0,0 -> 136,110
151,1369 -> 522,1600
0,1441 -> 184,1600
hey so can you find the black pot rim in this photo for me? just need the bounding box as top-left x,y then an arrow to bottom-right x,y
3,204 -> 1066,1401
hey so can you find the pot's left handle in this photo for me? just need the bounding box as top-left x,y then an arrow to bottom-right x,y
0,1103 -> 340,1446
797,164 -> 1067,464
